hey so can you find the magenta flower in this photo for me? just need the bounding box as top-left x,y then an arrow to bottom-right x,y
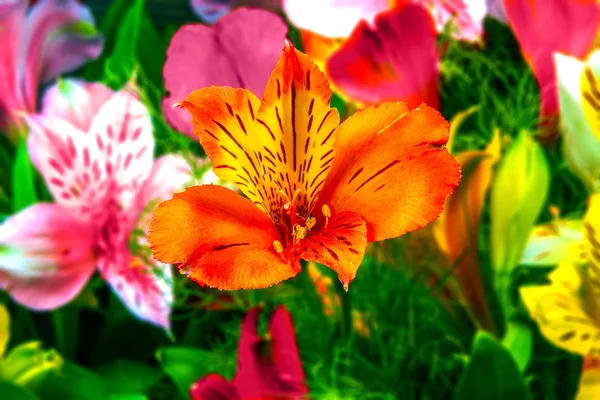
162,8 -> 288,138
503,0 -> 600,119
0,0 -> 103,142
327,3 -> 440,109
190,306 -> 307,399
0,79 -> 191,329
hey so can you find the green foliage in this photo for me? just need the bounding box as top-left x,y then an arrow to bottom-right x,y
11,139 -> 37,213
454,332 -> 528,400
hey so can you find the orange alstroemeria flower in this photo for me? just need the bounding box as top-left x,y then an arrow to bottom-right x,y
148,44 -> 461,290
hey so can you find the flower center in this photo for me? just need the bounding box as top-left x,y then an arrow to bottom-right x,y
272,189 -> 330,259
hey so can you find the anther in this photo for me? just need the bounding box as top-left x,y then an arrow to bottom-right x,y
273,240 -> 284,253
293,225 -> 307,241
305,216 -> 316,230
322,204 -> 331,230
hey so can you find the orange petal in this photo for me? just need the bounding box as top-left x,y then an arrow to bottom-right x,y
434,131 -> 501,332
176,87 -> 268,212
257,43 -> 340,220
149,185 -> 299,290
302,211 -> 368,287
316,102 -> 461,242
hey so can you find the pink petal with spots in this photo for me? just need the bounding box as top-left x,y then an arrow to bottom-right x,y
98,248 -> 173,329
40,79 -> 114,132
162,8 -> 287,137
19,0 -> 102,111
283,0 -> 390,38
327,3 -> 439,108
0,203 -> 96,310
87,89 -> 155,213
25,114 -> 109,222
503,0 -> 600,117
137,154 -> 192,210
0,1 -> 27,133
419,0 -> 486,42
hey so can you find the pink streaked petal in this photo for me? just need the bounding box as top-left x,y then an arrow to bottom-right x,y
88,89 -> 155,212
0,0 -> 27,132
283,0 -> 390,38
25,114 -> 109,222
19,0 -> 102,111
234,307 -> 307,398
503,0 -> 600,116
327,3 -> 439,109
99,249 -> 173,329
190,374 -> 241,400
486,0 -> 507,23
137,154 -> 192,209
422,0 -> 486,42
162,8 -> 287,137
0,203 -> 96,310
40,79 -> 114,132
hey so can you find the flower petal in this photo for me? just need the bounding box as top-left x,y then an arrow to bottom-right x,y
434,132 -> 501,330
190,0 -> 234,24
521,219 -> 584,266
20,0 -> 102,109
0,203 -> 96,310
137,154 -> 192,210
190,373 -> 240,400
149,185 -> 299,290
317,102 -> 460,242
178,45 -> 340,222
162,8 -> 287,137
40,79 -> 114,132
0,0 -> 27,132
556,52 -> 600,191
326,3 -> 439,109
302,211 -> 368,286
503,0 -> 600,117
99,248 -> 173,329
283,0 -> 390,38
234,306 -> 307,398
581,51 -> 600,143
25,114 -> 109,221
520,262 -> 600,357
87,89 -> 155,213
577,362 -> 600,400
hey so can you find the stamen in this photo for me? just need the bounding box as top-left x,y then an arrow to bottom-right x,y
273,240 -> 284,253
322,204 -> 331,230
305,216 -> 316,230
292,224 -> 307,241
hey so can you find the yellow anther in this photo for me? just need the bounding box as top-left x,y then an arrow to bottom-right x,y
322,204 -> 331,218
305,216 -> 316,230
293,225 -> 307,241
273,240 -> 284,254
549,205 -> 560,219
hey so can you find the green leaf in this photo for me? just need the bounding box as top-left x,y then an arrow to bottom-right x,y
454,332 -> 528,400
0,341 -> 62,388
0,380 -> 40,400
102,0 -> 145,89
95,360 -> 162,395
35,361 -> 146,400
490,130 -> 550,319
502,322 -> 533,373
156,347 -> 234,398
11,139 -> 37,212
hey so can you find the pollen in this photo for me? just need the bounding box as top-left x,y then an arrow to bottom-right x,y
293,224 -> 307,241
273,240 -> 284,253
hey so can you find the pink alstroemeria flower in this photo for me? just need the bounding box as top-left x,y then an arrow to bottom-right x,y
327,2 -> 440,109
162,8 -> 287,138
0,0 -> 103,141
0,79 -> 191,329
190,306 -> 307,400
503,0 -> 600,119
